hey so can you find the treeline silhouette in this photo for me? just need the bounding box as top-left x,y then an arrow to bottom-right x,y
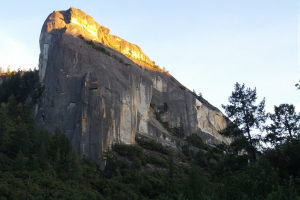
0,71 -> 299,200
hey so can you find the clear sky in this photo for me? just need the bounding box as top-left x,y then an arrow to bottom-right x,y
0,0 -> 299,112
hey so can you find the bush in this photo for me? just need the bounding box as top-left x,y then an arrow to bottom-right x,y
112,144 -> 143,160
136,138 -> 172,155
186,134 -> 207,149
145,154 -> 168,168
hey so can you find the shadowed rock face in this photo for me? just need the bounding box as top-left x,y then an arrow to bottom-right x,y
37,8 -> 230,165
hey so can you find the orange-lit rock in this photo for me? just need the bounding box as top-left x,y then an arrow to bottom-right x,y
42,8 -> 161,71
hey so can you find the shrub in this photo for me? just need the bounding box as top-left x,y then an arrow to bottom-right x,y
186,134 -> 207,149
136,138 -> 172,155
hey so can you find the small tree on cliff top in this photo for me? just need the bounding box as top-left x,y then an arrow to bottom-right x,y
222,83 -> 266,161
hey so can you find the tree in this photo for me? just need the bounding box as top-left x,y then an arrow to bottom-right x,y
296,81 -> 300,90
222,83 -> 266,161
265,104 -> 300,145
186,163 -> 208,200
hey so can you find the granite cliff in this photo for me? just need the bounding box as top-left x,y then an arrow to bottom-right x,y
37,8 -> 229,165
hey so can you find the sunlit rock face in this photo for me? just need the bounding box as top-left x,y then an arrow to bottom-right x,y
39,7 -> 160,82
37,8 -> 229,165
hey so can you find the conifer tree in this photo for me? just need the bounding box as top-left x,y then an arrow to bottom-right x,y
265,104 -> 300,145
222,83 -> 266,161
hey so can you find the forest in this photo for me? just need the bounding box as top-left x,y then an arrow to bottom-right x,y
0,71 -> 299,200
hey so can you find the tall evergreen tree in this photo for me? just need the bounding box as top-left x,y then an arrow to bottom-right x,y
265,104 -> 300,145
222,83 -> 266,161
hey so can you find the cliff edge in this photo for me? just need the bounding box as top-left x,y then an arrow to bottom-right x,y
37,8 -> 229,165
39,8 -> 162,82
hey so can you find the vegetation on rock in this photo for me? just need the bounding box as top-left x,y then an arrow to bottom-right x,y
0,71 -> 299,200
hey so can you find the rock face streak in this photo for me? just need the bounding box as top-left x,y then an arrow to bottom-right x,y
37,8 -> 229,164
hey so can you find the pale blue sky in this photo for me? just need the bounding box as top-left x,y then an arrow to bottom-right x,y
0,0 -> 299,112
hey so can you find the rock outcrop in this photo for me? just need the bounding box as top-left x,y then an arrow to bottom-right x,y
37,8 -> 229,165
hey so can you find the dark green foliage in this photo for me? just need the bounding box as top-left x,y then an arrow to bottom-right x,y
265,104 -> 300,145
0,70 -> 42,104
215,160 -> 279,200
0,98 -> 100,199
136,137 -> 172,155
113,144 -> 143,159
110,144 -> 144,170
186,163 -> 210,200
264,139 -> 300,179
222,82 -> 266,161
145,153 -> 169,168
186,133 -> 207,149
108,142 -> 171,171
0,73 -> 299,199
169,126 -> 184,138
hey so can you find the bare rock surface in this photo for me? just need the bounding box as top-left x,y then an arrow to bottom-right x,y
37,8 -> 230,165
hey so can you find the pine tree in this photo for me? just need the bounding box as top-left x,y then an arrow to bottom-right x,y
265,104 -> 300,145
222,83 -> 266,161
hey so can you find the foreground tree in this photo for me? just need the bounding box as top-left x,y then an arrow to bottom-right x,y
265,104 -> 300,146
222,83 -> 266,161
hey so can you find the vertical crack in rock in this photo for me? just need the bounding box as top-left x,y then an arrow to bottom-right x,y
37,7 -> 230,165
